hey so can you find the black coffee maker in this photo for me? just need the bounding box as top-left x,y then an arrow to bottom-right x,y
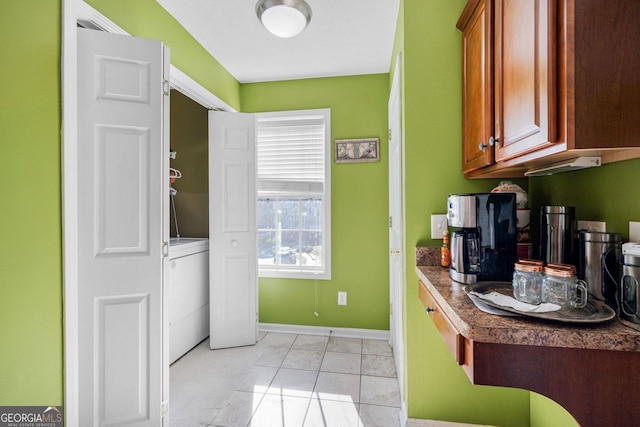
447,193 -> 518,284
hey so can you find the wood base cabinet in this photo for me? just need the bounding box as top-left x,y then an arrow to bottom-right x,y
418,279 -> 640,427
457,0 -> 640,178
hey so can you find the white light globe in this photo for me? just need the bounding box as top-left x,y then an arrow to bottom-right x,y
261,5 -> 308,38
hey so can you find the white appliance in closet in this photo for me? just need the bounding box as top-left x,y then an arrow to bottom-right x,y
169,237 -> 210,363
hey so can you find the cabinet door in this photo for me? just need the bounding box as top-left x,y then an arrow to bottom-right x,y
494,0 -> 556,161
461,0 -> 494,173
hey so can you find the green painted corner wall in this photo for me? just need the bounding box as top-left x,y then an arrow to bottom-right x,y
86,0 -> 241,111
398,0 -> 530,425
2,0 -> 631,421
169,90 -> 210,237
526,158 -> 640,427
529,158 -> 640,240
530,393 -> 578,427
0,0 -> 63,405
241,75 -> 390,330
0,0 -> 243,406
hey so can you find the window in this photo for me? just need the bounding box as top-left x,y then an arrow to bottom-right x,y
256,109 -> 331,279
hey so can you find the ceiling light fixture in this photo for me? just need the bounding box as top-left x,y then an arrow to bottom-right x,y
256,0 -> 312,38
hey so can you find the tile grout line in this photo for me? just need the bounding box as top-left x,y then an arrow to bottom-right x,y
358,349 -> 364,413
301,334 -> 326,425
246,332 -> 296,427
207,333 -> 400,427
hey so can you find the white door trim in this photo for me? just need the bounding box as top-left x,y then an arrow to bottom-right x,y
61,1 -> 79,424
388,52 -> 407,412
73,0 -> 236,112
62,1 -> 234,425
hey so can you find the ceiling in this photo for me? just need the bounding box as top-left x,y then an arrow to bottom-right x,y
156,0 -> 400,84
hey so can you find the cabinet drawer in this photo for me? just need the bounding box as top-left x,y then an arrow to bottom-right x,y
418,280 -> 465,364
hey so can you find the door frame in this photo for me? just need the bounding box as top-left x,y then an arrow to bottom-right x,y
62,1 -> 234,425
388,53 -> 407,414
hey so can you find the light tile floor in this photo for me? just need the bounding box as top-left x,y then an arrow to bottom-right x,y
170,332 -> 401,427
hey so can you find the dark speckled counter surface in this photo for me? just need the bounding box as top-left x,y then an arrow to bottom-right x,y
415,263 -> 640,353
416,247 -> 640,426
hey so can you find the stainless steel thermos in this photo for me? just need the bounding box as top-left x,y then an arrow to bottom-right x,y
621,243 -> 640,324
578,231 -> 621,303
539,206 -> 575,264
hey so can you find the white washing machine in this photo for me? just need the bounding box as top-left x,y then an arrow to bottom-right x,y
169,238 -> 209,364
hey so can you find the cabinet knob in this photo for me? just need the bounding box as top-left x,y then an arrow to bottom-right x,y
478,136 -> 497,150
426,307 -> 435,314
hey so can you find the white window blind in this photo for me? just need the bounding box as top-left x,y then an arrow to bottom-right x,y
257,115 -> 325,194
255,109 -> 331,280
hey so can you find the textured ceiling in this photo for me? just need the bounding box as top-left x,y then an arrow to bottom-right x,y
156,0 -> 400,83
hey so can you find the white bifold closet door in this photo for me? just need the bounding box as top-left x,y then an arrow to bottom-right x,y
76,28 -> 169,426
208,111 -> 258,350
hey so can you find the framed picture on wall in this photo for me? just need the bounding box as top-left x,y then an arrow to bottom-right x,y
334,138 -> 380,163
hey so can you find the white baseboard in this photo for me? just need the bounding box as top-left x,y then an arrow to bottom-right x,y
406,420 -> 496,427
259,323 -> 389,341
399,401 -> 409,426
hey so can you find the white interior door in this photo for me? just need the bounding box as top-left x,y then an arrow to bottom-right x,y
77,28 -> 168,426
209,111 -> 258,349
388,55 -> 405,402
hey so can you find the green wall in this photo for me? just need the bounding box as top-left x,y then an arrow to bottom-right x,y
86,0 -> 241,110
530,393 -> 578,427
399,0 -> 531,425
1,1 -> 630,423
526,158 -> 640,427
241,75 -> 391,330
169,90 -> 209,238
0,0 -> 63,405
0,0 -> 242,407
529,158 -> 640,240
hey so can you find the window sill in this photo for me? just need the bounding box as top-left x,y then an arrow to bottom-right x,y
259,269 -> 331,281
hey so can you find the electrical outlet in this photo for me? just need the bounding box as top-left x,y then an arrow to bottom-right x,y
431,214 -> 448,239
630,221 -> 640,242
577,220 -> 606,232
337,291 -> 347,306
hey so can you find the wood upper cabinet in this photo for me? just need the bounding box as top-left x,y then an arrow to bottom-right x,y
457,0 -> 640,178
459,0 -> 493,173
458,0 -> 556,174
494,0 -> 556,162
562,0 -> 640,150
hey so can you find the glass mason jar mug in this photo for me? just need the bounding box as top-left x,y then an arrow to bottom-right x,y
541,264 -> 588,309
512,260 -> 544,304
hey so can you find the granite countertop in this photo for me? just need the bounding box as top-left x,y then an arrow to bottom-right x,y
415,262 -> 640,352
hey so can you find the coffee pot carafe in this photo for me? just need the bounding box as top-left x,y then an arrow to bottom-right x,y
450,229 -> 480,283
